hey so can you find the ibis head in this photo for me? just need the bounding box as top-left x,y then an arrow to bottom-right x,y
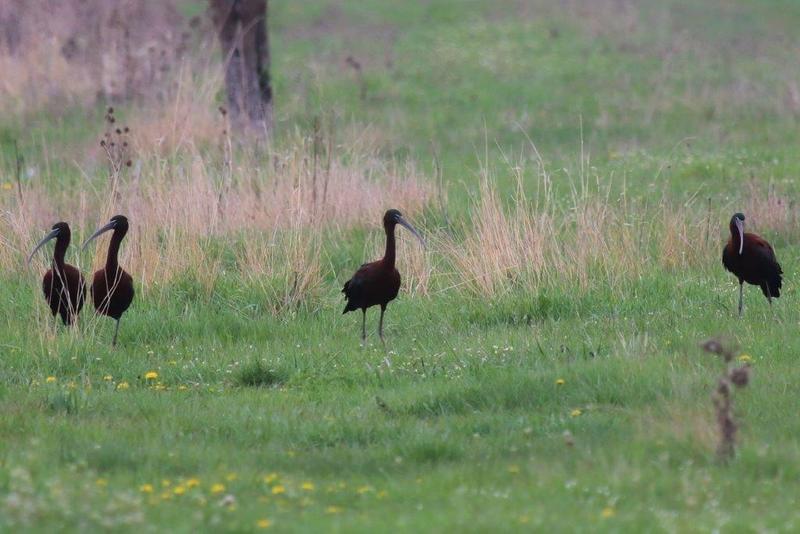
383,209 -> 425,248
28,222 -> 70,264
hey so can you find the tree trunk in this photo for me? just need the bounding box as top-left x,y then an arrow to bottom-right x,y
210,0 -> 273,138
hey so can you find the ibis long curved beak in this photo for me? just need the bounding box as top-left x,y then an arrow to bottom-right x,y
27,229 -> 60,264
397,216 -> 426,248
735,218 -> 744,255
82,221 -> 116,251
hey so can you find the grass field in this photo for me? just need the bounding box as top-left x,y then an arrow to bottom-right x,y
2,0 -> 800,531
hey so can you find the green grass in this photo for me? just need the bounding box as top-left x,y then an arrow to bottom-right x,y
3,0 -> 800,531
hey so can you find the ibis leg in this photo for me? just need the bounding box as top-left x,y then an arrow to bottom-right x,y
378,305 -> 386,343
361,310 -> 367,342
738,282 -> 743,317
112,318 -> 121,347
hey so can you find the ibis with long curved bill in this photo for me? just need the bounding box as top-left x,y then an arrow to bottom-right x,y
342,209 -> 425,342
722,212 -> 782,316
82,215 -> 134,345
28,222 -> 86,325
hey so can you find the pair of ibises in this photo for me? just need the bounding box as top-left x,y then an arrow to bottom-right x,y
28,210 -> 782,346
28,215 -> 133,345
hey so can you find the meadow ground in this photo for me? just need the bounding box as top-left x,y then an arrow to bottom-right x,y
2,0 -> 800,531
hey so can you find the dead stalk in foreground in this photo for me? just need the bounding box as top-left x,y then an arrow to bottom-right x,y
701,339 -> 751,462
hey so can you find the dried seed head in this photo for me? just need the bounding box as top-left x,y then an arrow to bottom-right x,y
109,117 -> 116,124
126,160 -> 132,167
108,107 -> 114,114
730,366 -> 749,388
124,127 -> 130,133
100,140 -> 106,147
218,106 -> 227,116
115,128 -> 122,135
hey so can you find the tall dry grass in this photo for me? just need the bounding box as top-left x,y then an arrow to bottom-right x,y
1,133 -> 432,295
0,56 -> 433,315
436,154 -> 795,299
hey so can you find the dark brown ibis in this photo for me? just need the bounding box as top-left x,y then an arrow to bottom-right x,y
27,222 -> 86,325
342,209 -> 425,342
82,215 -> 135,345
722,212 -> 782,316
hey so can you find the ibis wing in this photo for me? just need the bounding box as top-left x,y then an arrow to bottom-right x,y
342,262 -> 374,313
721,241 -> 735,274
749,234 -> 783,298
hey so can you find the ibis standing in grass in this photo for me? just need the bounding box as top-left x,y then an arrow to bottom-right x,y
28,222 -> 86,325
83,215 -> 134,345
342,209 -> 425,342
722,212 -> 782,316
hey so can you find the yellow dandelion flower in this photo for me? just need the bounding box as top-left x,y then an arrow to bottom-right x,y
140,484 -> 154,493
556,378 -> 565,386
325,505 -> 342,514
225,472 -> 238,481
144,371 -> 158,380
211,483 -> 225,494
173,485 -> 186,495
186,478 -> 200,488
738,354 -> 753,363
161,479 -> 171,487
301,482 -> 315,491
160,491 -> 172,501
271,484 -> 285,495
263,473 -> 279,484
46,376 -> 57,383
601,507 -> 615,518
178,385 -> 188,391
356,485 -> 372,495
103,375 -> 113,381
116,381 -> 130,390
256,519 -> 273,529
507,465 -> 520,474
95,478 -> 108,487
570,409 -> 582,417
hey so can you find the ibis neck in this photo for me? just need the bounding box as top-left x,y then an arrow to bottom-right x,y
105,230 -> 124,272
52,234 -> 68,270
383,224 -> 396,268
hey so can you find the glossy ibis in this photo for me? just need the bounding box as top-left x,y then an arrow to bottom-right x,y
722,212 -> 782,316
342,209 -> 425,342
82,215 -> 134,345
27,222 -> 86,325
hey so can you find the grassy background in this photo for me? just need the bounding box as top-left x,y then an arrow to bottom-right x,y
2,0 -> 800,531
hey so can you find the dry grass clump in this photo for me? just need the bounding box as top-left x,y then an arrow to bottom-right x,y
438,157 -> 795,298
1,135 -> 432,290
